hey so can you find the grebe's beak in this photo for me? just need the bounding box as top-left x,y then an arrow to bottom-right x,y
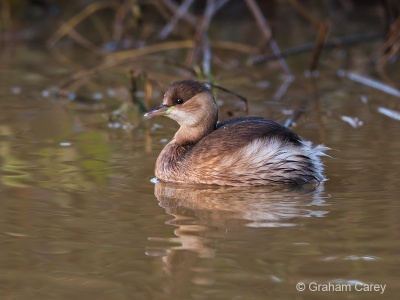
144,104 -> 174,118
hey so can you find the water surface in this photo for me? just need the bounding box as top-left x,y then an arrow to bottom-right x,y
0,45 -> 399,300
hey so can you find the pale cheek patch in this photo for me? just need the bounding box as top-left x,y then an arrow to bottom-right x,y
169,110 -> 199,126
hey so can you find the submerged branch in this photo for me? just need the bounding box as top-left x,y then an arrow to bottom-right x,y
338,70 -> 400,98
377,107 -> 400,121
284,103 -> 307,128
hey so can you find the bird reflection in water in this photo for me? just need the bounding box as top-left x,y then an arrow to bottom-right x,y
145,182 -> 330,296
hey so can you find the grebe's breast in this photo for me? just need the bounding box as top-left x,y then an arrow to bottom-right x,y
180,117 -> 328,186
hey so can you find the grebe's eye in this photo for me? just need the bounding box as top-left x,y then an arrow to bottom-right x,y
176,98 -> 184,105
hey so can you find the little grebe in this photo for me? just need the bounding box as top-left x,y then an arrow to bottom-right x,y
145,80 -> 328,186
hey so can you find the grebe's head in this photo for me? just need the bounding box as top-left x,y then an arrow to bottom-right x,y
145,80 -> 218,128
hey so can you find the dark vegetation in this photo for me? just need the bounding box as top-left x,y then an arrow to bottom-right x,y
1,0 -> 399,121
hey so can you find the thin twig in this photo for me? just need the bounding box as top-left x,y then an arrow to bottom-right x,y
244,0 -> 292,76
48,1 -> 118,46
308,21 -> 330,72
113,39 -> 259,62
151,0 -> 173,23
160,0 -> 197,26
188,0 -> 230,68
381,0 -> 396,34
376,15 -> 400,69
377,106 -> 400,121
158,0 -> 195,39
249,32 -> 383,65
284,103 -> 307,128
273,76 -> 294,100
214,0 -> 231,12
244,0 -> 272,41
112,0 -> 132,43
288,0 -> 320,30
129,69 -> 138,105
57,60 -> 119,89
269,40 -> 292,75
67,28 -> 106,55
110,40 -> 195,61
206,82 -> 248,113
201,0 -> 224,76
211,40 -> 259,55
205,0 -> 232,73
202,34 -> 212,77
144,75 -> 152,111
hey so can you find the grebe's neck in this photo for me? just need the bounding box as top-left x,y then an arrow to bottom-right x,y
174,121 -> 216,145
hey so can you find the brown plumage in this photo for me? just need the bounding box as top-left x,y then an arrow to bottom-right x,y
145,80 -> 329,186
